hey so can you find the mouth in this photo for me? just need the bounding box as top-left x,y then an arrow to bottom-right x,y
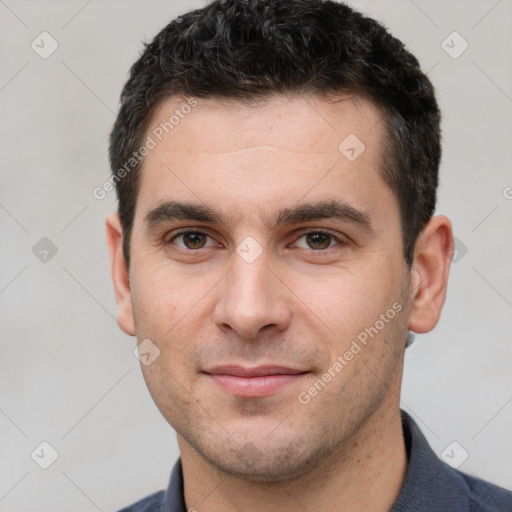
203,365 -> 310,398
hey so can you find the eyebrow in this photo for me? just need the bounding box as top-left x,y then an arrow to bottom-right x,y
145,201 -> 223,227
273,200 -> 375,234
144,199 -> 375,235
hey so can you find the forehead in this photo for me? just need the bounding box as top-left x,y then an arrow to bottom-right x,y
146,93 -> 385,157
135,93 -> 393,227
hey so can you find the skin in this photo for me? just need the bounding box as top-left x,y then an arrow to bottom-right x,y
106,93 -> 453,511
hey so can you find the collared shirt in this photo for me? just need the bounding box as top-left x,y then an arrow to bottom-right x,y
118,410 -> 512,511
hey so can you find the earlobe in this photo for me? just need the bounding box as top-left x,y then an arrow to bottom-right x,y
105,212 -> 136,336
408,215 -> 453,334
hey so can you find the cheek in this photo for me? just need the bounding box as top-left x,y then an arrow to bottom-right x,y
288,264 -> 398,336
134,274 -> 204,420
131,264 -> 215,372
131,259 -> 208,330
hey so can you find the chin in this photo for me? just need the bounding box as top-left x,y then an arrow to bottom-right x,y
188,428 -> 334,483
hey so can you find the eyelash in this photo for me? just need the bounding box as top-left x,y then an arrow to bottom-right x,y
166,229 -> 346,252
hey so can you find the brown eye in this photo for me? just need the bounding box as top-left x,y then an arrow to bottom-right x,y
183,232 -> 207,249
171,231 -> 213,250
305,232 -> 333,250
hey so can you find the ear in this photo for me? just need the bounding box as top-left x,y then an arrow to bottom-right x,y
408,215 -> 454,334
106,212 -> 135,336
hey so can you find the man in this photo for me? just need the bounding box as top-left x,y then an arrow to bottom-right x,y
105,1 -> 512,510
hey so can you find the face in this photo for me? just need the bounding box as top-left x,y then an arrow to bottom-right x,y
115,94 -> 416,481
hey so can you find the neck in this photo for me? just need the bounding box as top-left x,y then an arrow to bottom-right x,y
179,396 -> 407,512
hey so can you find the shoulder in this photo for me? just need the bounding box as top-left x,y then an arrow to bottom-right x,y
459,472 -> 512,512
393,411 -> 512,511
116,490 -> 165,512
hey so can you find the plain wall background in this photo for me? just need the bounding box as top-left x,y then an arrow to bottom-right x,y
1,1 -> 511,510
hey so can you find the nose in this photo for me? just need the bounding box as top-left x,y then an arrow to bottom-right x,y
213,251 -> 292,339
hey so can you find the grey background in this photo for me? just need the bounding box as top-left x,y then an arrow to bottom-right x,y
1,0 -> 511,510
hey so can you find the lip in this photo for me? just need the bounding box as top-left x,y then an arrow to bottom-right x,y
204,365 -> 309,398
